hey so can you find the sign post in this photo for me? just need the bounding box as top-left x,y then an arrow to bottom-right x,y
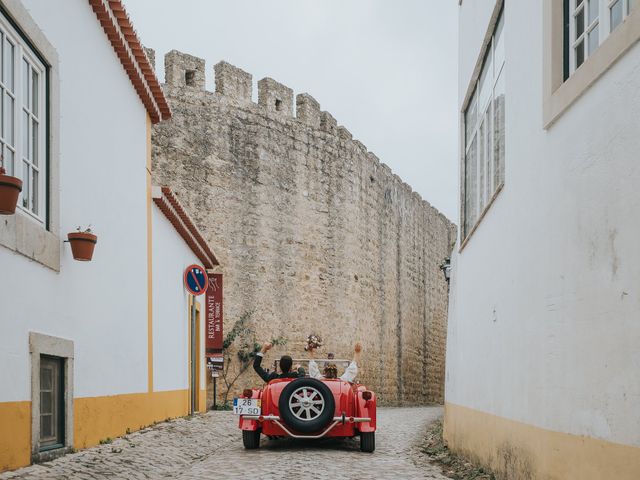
184,265 -> 208,416
205,274 -> 224,409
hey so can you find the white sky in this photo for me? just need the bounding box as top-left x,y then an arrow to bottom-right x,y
125,0 -> 459,221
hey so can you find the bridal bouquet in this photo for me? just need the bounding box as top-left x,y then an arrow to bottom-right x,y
304,334 -> 323,351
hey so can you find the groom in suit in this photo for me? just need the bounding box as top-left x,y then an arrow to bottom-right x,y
253,342 -> 305,383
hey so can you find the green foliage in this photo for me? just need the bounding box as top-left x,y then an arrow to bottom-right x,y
222,311 -> 253,349
212,402 -> 233,411
222,311 -> 288,365
219,312 -> 288,405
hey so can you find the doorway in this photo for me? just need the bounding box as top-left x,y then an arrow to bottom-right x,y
39,355 -> 65,451
189,299 -> 201,414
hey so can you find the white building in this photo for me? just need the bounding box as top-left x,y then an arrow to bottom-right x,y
445,1 -> 640,478
0,0 -> 217,471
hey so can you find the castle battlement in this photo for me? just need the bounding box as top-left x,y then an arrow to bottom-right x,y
158,49 -> 375,147
153,48 -> 450,221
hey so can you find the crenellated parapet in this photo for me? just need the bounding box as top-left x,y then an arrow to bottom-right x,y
157,49 -> 370,140
153,48 -> 445,215
296,93 -> 320,128
258,78 -> 293,116
165,49 -> 205,90
214,61 -> 252,103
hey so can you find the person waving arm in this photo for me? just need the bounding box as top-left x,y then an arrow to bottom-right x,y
340,342 -> 361,383
253,342 -> 275,382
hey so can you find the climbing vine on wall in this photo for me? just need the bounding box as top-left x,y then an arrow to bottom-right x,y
219,311 -> 287,406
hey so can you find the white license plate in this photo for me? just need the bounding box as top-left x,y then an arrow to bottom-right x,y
233,398 -> 261,415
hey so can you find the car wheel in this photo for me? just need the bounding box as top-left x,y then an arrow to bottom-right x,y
360,431 -> 375,452
242,429 -> 260,449
278,377 -> 336,433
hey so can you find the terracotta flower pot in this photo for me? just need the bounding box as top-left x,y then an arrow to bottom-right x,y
67,232 -> 98,261
0,171 -> 23,215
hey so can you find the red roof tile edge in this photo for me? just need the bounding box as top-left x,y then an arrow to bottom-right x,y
152,186 -> 219,270
89,0 -> 171,123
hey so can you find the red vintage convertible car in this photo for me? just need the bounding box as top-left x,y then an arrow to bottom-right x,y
236,370 -> 377,452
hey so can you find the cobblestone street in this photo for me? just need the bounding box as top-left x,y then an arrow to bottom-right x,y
1,407 -> 448,480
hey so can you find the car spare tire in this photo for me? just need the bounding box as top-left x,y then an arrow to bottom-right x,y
278,377 -> 336,433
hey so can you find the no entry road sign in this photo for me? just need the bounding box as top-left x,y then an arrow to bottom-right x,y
184,264 -> 209,296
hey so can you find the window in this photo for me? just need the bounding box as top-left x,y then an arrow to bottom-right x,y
567,0 -> 635,75
30,333 -> 74,461
39,355 -> 65,451
462,11 -> 505,241
185,70 -> 195,86
0,11 -> 46,223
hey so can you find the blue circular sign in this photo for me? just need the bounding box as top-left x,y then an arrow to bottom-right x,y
184,264 -> 208,296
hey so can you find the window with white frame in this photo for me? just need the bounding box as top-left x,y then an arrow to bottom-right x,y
567,0 -> 636,75
0,11 -> 46,223
462,11 -> 505,241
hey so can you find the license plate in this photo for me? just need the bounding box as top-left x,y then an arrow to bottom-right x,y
233,398 -> 261,415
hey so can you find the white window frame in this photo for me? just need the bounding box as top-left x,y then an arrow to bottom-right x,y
0,10 -> 46,225
461,9 -> 505,244
569,0 -> 634,74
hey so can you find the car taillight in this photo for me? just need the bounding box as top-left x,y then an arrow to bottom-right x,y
243,389 -> 253,398
362,391 -> 372,401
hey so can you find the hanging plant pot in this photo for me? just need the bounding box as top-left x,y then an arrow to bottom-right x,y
0,168 -> 22,215
67,231 -> 98,261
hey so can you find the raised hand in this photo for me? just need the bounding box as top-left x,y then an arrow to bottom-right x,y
262,342 -> 273,353
354,342 -> 362,353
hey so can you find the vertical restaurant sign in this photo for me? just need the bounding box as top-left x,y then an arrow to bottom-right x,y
205,273 -> 224,371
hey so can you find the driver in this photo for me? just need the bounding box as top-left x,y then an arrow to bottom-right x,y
253,342 -> 305,383
308,342 -> 361,382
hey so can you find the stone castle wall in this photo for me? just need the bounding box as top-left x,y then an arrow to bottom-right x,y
150,49 -> 456,406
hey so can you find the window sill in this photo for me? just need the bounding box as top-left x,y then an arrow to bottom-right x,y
459,182 -> 504,253
544,6 -> 640,128
0,213 -> 60,271
32,445 -> 73,464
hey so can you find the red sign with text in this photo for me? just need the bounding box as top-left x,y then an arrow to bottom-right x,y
205,274 -> 224,371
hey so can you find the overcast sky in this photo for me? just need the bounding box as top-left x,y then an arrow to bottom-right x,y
125,0 -> 459,221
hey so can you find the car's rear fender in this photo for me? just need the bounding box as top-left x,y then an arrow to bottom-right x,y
354,389 -> 376,433
238,388 -> 262,431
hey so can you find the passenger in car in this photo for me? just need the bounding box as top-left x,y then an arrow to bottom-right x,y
253,342 -> 306,383
309,342 -> 361,382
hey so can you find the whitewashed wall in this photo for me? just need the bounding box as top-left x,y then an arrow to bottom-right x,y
151,206 -> 205,392
0,0 -> 149,401
447,1 -> 640,447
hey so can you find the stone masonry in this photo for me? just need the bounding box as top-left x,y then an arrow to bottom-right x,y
150,49 -> 456,406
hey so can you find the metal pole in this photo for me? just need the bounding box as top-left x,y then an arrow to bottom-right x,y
213,376 -> 217,410
191,294 -> 196,416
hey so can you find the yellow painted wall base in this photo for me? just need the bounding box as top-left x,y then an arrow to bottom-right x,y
444,402 -> 640,480
0,388 -> 210,473
0,401 -> 31,472
74,389 -> 190,449
198,388 -> 206,413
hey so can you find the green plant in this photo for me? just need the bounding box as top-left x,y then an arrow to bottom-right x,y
219,311 -> 287,405
99,437 -> 113,445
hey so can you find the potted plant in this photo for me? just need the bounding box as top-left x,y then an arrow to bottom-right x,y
67,226 -> 98,261
0,156 -> 22,215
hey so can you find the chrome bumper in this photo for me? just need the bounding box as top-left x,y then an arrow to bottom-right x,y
241,414 -> 372,439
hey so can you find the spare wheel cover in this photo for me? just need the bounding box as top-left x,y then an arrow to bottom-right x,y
278,378 -> 335,433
